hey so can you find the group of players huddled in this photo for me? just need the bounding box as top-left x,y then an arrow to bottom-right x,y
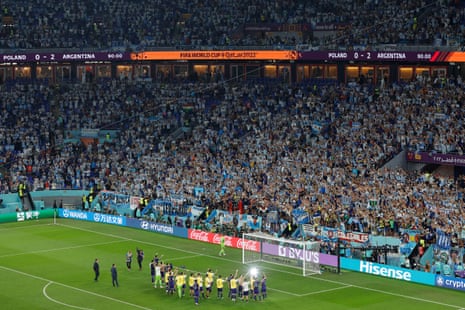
148,254 -> 267,306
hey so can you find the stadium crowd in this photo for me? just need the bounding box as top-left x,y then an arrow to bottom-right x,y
0,0 -> 463,49
0,76 -> 464,244
0,0 -> 464,276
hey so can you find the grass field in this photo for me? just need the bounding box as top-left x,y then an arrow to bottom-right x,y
0,218 -> 464,310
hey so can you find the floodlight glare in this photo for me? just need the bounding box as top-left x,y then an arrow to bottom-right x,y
249,267 -> 258,277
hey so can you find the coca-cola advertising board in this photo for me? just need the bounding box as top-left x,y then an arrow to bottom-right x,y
188,229 -> 261,252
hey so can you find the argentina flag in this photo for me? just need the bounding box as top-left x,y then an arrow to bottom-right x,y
311,120 -> 322,134
435,229 -> 451,250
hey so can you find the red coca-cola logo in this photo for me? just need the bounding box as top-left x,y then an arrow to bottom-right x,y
236,238 -> 260,252
188,230 -> 260,251
212,234 -> 221,243
189,229 -> 210,242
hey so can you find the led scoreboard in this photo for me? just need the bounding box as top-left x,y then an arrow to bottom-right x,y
130,50 -> 299,61
0,52 -> 131,62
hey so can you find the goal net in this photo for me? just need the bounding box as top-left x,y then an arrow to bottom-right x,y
242,232 -> 321,276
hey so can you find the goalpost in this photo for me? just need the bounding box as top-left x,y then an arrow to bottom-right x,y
242,232 -> 321,276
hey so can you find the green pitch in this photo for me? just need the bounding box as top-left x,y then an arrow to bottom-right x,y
0,218 -> 464,310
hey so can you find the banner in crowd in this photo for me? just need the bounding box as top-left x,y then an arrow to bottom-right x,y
130,196 -> 141,210
302,225 -> 370,244
215,211 -> 262,230
219,212 -> 235,225
267,210 -> 279,223
80,128 -> 99,138
321,227 -> 369,243
189,205 -> 205,218
311,120 -> 323,134
398,228 -> 422,242
99,190 -> 136,210
435,229 -> 452,250
292,209 -> 310,224
243,214 -> 262,230
301,223 -> 318,238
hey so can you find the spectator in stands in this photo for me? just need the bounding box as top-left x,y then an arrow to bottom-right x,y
0,0 -> 463,49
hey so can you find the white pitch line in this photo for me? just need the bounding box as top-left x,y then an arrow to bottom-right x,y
0,265 -> 152,310
300,285 -> 353,296
268,284 -> 352,297
167,254 -> 205,262
43,282 -> 93,310
347,282 -> 464,309
0,223 -> 55,231
0,240 -> 127,259
55,222 -> 221,261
